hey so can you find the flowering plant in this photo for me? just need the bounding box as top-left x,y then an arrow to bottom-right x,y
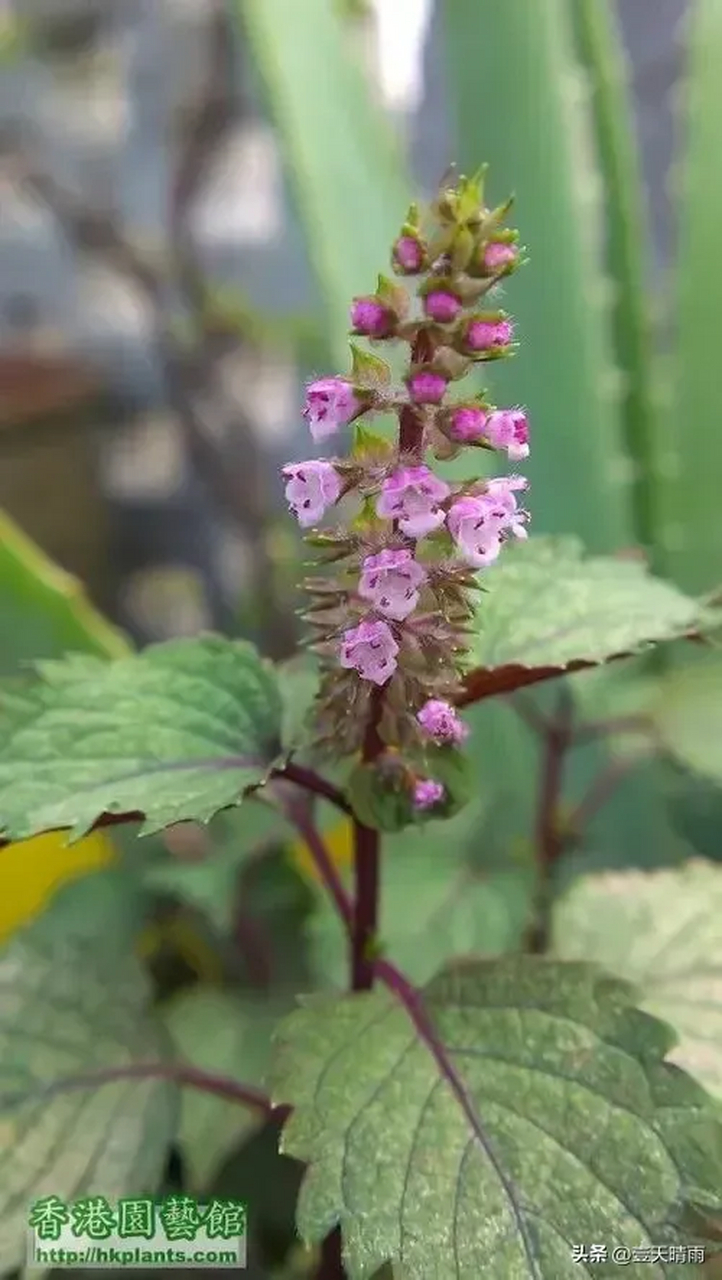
0,169 -> 720,1280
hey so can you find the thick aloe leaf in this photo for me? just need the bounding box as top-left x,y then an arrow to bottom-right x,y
442,0 -> 634,554
0,509 -> 130,672
570,0 -> 660,563
655,0 -> 722,595
233,0 -> 412,371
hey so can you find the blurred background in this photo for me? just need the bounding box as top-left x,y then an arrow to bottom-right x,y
0,0 -> 706,663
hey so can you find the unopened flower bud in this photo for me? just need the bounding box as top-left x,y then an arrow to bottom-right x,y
423,290 -> 462,324
350,296 -> 394,339
482,241 -> 518,274
392,234 -> 424,274
448,405 -> 487,443
413,778 -> 445,810
417,699 -> 469,745
465,317 -> 514,352
407,370 -> 448,405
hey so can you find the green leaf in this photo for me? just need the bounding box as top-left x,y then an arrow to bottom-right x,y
269,958 -> 722,1277
0,879 -> 177,1275
650,656 -> 722,786
0,635 -> 284,840
442,0 -> 635,552
464,537 -> 710,700
143,802 -> 293,934
233,0 -> 411,370
349,342 -> 392,390
552,860 -> 722,1101
161,989 -> 283,1192
277,654 -> 320,752
0,508 -> 130,674
310,848 -> 531,988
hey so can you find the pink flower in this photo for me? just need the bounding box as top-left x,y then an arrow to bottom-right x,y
350,296 -> 393,338
339,619 -> 399,686
417,698 -> 469,745
413,778 -> 445,810
483,475 -> 529,539
358,548 -> 427,621
449,405 -> 488,442
484,408 -> 530,460
393,235 -> 424,273
447,495 -> 504,567
282,460 -> 341,528
407,370 -> 448,405
466,318 -> 514,351
424,290 -> 462,324
303,377 -> 360,443
483,242 -> 518,272
377,466 -> 451,538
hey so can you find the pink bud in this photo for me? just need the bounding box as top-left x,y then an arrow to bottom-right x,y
424,290 -> 462,324
466,318 -> 514,352
417,699 -> 469,745
393,235 -> 424,274
483,242 -> 518,273
303,377 -> 360,443
449,405 -> 487,443
413,778 -> 445,811
407,370 -> 448,405
351,296 -> 393,339
358,548 -> 427,622
339,618 -> 399,686
282,459 -> 341,528
484,407 -> 530,460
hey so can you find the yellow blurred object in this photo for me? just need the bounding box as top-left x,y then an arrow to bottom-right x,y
289,818 -> 354,884
0,829 -> 116,944
136,917 -> 224,984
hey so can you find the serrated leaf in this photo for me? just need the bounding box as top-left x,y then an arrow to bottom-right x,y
553,860 -> 722,1101
161,989 -> 283,1192
0,635 -> 284,841
0,878 -> 177,1274
651,656 -> 722,786
462,537 -> 710,703
269,958 -> 722,1278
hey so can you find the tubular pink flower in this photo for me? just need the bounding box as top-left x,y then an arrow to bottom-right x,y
376,466 -> 451,538
393,235 -> 424,273
424,290 -> 462,324
484,408 -> 529,460
407,370 -> 448,405
413,778 -> 445,810
358,548 -> 427,622
303,377 -> 360,443
483,475 -> 529,540
417,698 -> 469,745
350,296 -> 393,338
466,318 -> 514,351
483,242 -> 518,272
447,495 -> 503,567
449,405 -> 488,442
283,459 -> 341,528
339,619 -> 399,686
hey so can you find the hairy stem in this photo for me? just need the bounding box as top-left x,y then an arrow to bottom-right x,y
525,686 -> 575,954
275,760 -> 353,815
352,689 -> 384,991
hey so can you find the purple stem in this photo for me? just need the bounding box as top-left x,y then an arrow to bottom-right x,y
12,1062 -> 277,1114
286,801 -> 354,932
274,760 -> 353,815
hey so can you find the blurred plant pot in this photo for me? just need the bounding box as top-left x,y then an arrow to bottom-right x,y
0,352 -> 114,608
